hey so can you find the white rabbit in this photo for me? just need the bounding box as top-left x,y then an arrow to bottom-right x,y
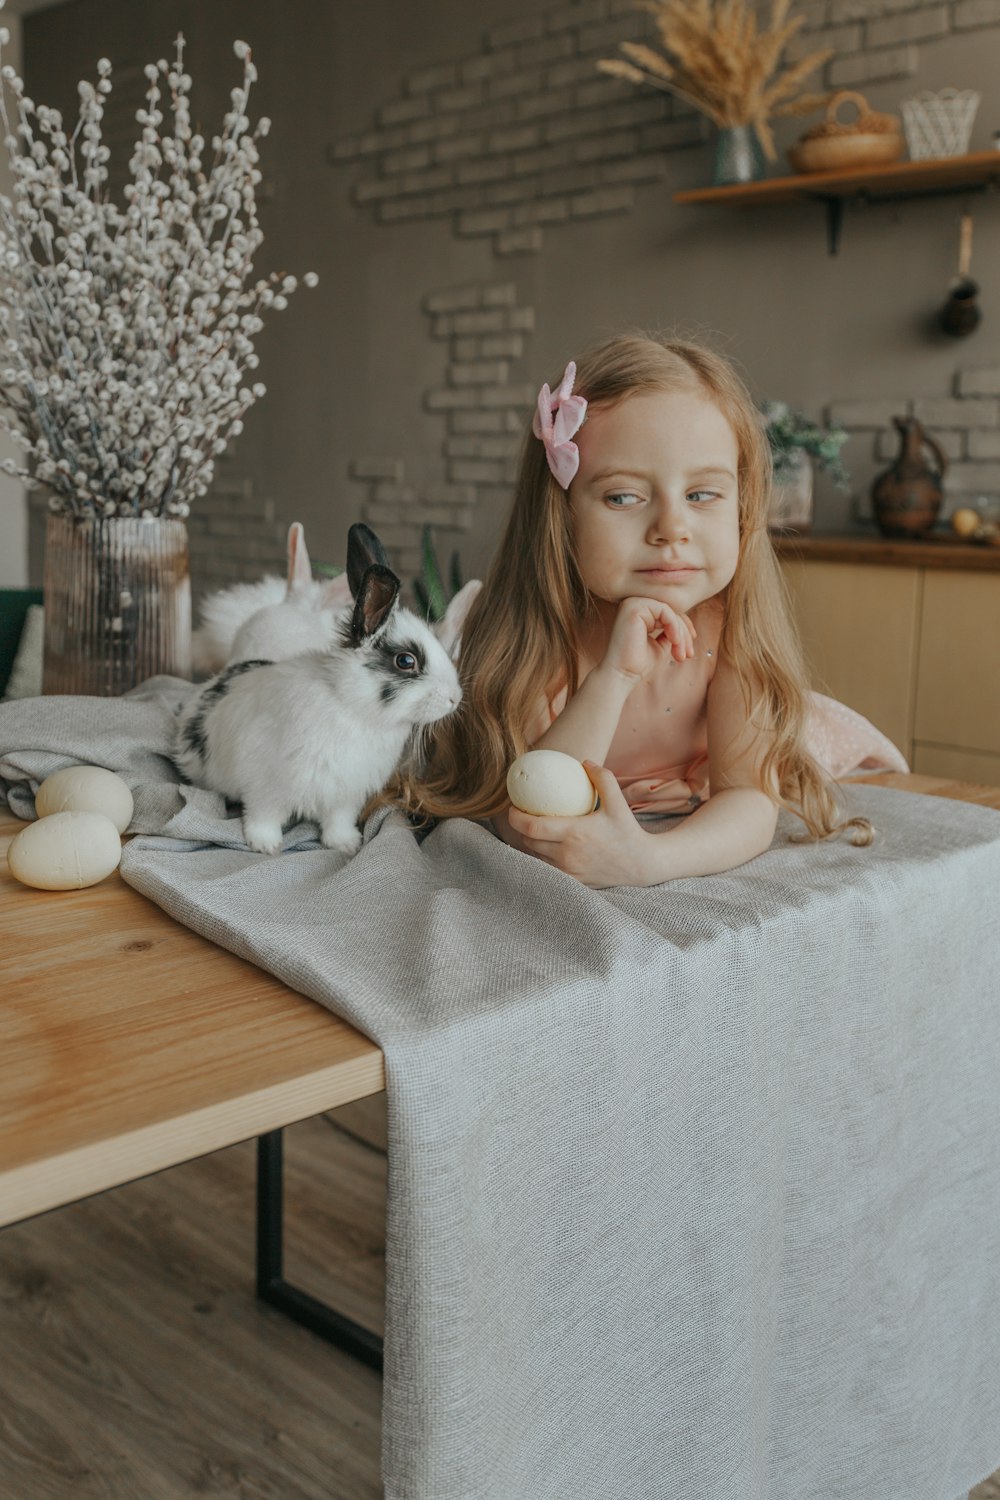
228,521 -> 352,663
174,524 -> 462,856
190,522 -> 349,674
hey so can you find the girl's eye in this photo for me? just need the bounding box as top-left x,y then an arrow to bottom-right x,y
606,492 -> 642,508
394,652 -> 418,672
687,489 -> 721,504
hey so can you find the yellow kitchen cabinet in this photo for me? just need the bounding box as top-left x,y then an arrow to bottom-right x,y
777,537 -> 1000,784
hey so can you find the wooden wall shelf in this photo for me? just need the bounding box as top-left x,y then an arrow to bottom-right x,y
674,150 -> 1000,253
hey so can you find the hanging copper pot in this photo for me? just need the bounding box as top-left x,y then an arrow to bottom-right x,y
940,210 -> 981,338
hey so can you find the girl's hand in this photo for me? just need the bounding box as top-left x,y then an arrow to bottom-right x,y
504,761 -> 655,889
602,596 -> 695,684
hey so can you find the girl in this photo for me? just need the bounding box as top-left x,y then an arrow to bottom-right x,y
392,333 -> 905,888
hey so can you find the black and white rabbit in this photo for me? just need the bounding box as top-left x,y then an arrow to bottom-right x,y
191,518 -> 481,672
174,524 -> 462,856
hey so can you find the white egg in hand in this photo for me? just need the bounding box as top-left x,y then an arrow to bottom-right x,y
506,749 -> 597,817
35,765 -> 134,833
7,810 -> 122,890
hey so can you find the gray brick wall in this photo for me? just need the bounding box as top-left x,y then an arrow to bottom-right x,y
331,0 -> 1000,260
327,0 -> 1000,565
828,365 -> 1000,522
327,0 -> 702,258
347,279 -> 536,582
187,462 -> 289,603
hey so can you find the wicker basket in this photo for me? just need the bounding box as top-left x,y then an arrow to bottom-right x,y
788,89 -> 904,175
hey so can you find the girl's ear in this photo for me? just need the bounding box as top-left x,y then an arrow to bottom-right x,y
347,523 -> 391,597
350,564 -> 400,645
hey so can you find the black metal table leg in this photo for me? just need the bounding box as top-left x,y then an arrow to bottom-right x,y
256,1130 -> 384,1372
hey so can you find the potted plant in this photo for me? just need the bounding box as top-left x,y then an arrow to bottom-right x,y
761,400 -> 850,533
599,0 -> 833,184
0,29 -> 316,694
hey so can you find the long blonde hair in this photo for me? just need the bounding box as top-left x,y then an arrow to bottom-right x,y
389,332 -> 870,844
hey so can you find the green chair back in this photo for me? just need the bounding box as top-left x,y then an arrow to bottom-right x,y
0,588 -> 44,697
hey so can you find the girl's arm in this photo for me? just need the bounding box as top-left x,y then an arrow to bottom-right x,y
633,653 -> 779,880
505,656 -> 779,887
493,598 -> 696,855
531,597 -> 696,763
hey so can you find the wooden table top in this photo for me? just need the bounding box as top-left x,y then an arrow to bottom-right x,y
0,813 -> 384,1228
2,772 -> 998,1229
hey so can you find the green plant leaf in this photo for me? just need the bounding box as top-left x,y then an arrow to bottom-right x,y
420,524 -> 448,622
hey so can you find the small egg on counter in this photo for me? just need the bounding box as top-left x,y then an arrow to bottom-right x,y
35,765 -> 134,833
7,810 -> 122,890
506,749 -> 597,817
951,507 -> 982,538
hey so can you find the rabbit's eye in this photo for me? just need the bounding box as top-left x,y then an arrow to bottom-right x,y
394,651 -> 418,673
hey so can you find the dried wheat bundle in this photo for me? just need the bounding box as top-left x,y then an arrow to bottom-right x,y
599,0 -> 833,160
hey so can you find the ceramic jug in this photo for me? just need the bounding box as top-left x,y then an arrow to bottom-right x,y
871,417 -> 947,538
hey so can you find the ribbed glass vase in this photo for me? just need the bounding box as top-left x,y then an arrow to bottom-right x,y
42,514 -> 192,696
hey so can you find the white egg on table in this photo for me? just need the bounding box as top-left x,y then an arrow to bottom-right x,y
35,765 -> 134,834
7,810 -> 122,891
506,749 -> 597,817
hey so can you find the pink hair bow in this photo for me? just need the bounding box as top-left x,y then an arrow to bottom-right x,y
532,360 -> 587,490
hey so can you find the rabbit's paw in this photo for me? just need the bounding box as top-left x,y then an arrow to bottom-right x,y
320,815 -> 362,857
243,817 -> 284,855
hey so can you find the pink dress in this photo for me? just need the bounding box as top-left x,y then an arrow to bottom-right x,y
524,598 -> 908,815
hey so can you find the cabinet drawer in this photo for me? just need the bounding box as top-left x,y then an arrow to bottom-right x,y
912,743 -> 1000,786
780,560 -> 919,758
915,572 -> 1000,755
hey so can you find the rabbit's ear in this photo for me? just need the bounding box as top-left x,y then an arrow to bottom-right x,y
435,579 -> 483,658
286,522 -> 312,598
349,564 -> 400,645
320,572 -> 353,609
347,523 -> 391,597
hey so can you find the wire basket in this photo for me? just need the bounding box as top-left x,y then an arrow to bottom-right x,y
901,89 -> 980,159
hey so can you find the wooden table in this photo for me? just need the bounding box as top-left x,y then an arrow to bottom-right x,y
3,771 -> 999,1229
0,812 -> 384,1231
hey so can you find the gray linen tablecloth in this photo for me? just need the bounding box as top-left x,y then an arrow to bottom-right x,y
3,682 -> 1000,1500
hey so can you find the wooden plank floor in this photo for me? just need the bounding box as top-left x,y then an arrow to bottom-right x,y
0,1099 -> 387,1499
3,1073 -> 1000,1498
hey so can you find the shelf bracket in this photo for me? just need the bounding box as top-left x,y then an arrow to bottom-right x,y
817,175 -> 1000,256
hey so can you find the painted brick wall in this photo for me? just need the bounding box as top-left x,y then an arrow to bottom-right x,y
830,364 -> 1000,522
326,0 -> 1000,565
22,0 -> 1000,596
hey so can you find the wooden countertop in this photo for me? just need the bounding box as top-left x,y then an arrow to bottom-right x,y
857,771 -> 1000,808
772,533 -> 1000,570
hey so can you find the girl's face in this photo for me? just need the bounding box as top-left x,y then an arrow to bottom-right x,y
568,387 -> 741,620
